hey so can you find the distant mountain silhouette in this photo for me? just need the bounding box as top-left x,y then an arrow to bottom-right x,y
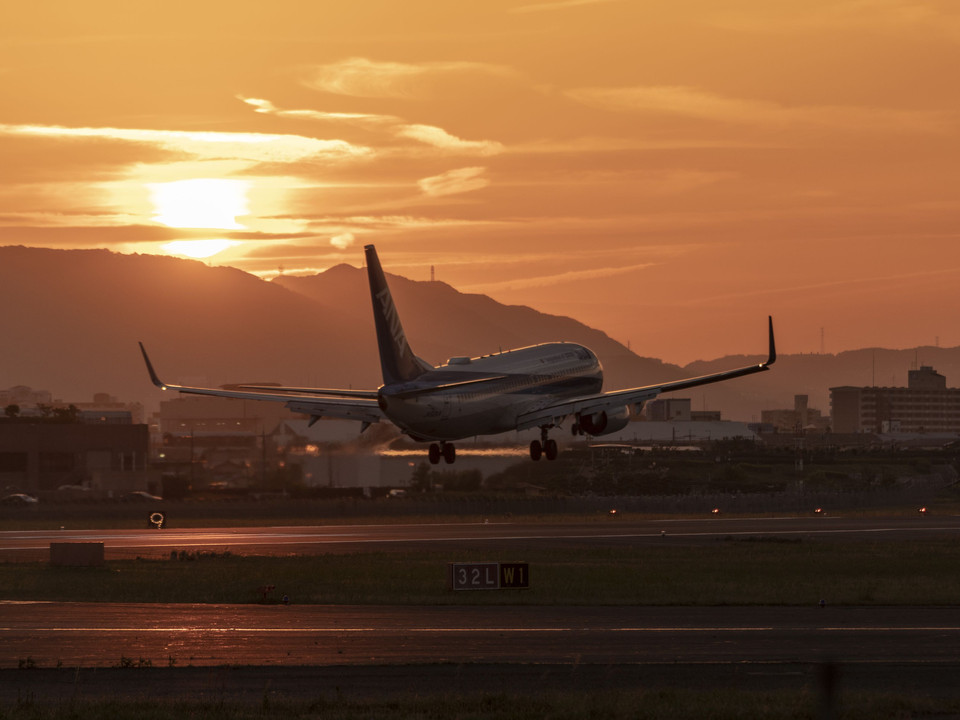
2,246 -> 958,422
0,246 -> 374,406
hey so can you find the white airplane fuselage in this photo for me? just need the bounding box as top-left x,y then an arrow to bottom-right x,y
378,342 -> 603,441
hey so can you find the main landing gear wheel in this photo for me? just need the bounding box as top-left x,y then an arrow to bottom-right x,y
544,438 -> 558,461
530,434 -> 559,462
530,439 -> 543,461
429,443 -> 456,464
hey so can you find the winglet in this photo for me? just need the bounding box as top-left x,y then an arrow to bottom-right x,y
765,316 -> 776,367
138,342 -> 168,390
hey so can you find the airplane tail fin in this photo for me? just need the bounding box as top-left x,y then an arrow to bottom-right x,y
365,244 -> 430,385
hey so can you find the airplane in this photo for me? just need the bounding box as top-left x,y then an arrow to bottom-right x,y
140,244 -> 775,465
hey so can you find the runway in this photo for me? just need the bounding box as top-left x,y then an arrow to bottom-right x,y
2,513 -> 957,562
4,603 -> 960,668
4,603 -> 960,700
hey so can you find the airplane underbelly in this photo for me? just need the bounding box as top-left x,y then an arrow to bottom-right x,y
385,395 -> 520,441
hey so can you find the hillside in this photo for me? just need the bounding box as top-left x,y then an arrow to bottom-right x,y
0,247 -> 375,405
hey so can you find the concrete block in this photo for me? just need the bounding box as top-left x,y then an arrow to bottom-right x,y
50,542 -> 105,566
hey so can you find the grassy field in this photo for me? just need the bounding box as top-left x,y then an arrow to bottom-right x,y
3,536 -> 960,606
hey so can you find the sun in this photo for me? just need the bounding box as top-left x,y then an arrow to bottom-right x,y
148,178 -> 250,229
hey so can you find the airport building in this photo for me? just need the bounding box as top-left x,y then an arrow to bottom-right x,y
830,366 -> 960,433
644,398 -> 722,422
0,417 -> 149,495
761,395 -> 830,433
1,385 -> 53,408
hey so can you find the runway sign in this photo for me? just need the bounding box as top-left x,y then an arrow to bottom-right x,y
499,562 -> 529,589
449,562 -> 529,590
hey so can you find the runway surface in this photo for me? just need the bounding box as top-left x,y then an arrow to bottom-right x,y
3,603 -> 960,700
5,602 -> 960,668
2,513 -> 957,562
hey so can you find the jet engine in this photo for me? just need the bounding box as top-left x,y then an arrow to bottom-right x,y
576,406 -> 631,436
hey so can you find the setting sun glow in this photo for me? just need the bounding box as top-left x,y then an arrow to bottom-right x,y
148,179 -> 250,230
161,239 -> 236,259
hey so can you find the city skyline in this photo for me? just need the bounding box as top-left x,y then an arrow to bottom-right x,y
2,1 -> 959,363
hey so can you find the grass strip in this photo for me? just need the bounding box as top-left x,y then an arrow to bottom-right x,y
3,537 -> 959,606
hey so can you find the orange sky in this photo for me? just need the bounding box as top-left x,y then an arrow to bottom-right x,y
2,0 -> 958,364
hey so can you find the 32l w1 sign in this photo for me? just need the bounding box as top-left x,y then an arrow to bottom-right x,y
449,562 -> 529,590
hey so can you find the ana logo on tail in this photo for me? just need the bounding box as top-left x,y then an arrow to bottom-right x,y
375,285 -> 408,357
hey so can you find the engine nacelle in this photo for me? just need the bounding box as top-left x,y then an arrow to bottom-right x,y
578,406 -> 630,436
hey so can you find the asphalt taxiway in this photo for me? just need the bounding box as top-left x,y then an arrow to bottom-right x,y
2,513 -> 957,561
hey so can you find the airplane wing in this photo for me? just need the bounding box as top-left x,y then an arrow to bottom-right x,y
138,343 -> 384,426
229,383 -> 379,399
517,316 -> 776,431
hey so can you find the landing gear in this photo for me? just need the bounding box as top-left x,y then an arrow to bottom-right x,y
428,442 -> 456,465
529,427 -> 559,461
529,439 -> 542,461
544,438 -> 558,460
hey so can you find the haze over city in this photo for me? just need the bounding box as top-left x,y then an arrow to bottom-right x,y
2,1 -> 959,364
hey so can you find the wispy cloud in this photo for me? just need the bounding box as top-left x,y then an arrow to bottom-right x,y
566,86 -> 952,134
329,232 -> 355,249
240,96 -> 504,157
240,97 -> 400,126
397,125 -> 503,155
418,167 -> 489,197
306,57 -> 518,99
0,123 -> 372,163
462,262 -> 656,294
